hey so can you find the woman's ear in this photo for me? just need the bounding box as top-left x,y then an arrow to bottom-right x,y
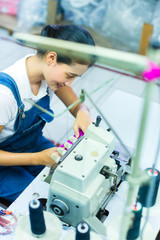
46,52 -> 57,66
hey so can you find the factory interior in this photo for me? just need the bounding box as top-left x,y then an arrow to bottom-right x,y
0,1 -> 160,240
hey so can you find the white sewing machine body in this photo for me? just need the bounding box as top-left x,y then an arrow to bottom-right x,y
47,123 -> 122,235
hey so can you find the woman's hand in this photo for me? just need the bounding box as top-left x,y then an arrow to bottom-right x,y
73,108 -> 93,138
36,147 -> 61,167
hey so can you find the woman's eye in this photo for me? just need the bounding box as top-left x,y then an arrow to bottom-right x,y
66,75 -> 74,79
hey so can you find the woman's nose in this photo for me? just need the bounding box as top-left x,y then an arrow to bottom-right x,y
64,80 -> 73,87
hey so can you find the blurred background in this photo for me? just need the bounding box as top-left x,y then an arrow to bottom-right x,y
0,0 -> 160,52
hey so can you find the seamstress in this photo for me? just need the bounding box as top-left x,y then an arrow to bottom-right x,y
0,24 -> 95,202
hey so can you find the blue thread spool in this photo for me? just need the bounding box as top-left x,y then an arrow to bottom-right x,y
29,199 -> 46,237
127,202 -> 142,240
138,168 -> 160,207
76,222 -> 90,240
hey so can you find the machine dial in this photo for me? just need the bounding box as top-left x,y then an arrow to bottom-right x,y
50,199 -> 69,217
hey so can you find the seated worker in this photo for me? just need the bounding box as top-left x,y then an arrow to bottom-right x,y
0,24 -> 95,202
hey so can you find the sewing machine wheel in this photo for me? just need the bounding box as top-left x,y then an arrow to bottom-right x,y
50,199 -> 69,217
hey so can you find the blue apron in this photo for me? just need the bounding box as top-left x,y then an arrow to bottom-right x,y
0,72 -> 54,202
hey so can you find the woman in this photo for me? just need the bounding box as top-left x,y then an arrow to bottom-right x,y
0,24 -> 95,202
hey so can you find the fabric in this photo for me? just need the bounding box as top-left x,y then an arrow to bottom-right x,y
0,166 -> 42,202
0,70 -> 54,202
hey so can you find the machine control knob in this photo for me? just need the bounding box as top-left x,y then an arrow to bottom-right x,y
95,115 -> 102,127
57,147 -> 67,156
51,153 -> 61,164
69,136 -> 77,144
64,142 -> 72,150
75,154 -> 83,161
50,199 -> 69,217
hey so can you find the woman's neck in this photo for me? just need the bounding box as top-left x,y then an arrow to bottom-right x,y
26,55 -> 44,84
26,55 -> 44,96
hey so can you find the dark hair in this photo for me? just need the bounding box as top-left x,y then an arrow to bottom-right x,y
37,24 -> 95,67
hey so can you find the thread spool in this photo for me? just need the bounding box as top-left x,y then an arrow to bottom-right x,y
63,224 -> 103,240
29,199 -> 46,237
107,214 -> 154,240
16,200 -> 62,240
142,185 -> 160,217
76,223 -> 90,240
127,202 -> 142,240
138,168 -> 160,207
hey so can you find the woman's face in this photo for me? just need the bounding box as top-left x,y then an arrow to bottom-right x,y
43,60 -> 88,92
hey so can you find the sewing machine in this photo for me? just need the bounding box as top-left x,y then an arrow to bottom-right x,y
46,117 -> 126,236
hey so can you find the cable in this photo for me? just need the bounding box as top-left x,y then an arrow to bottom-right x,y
25,77 -> 115,119
83,89 -> 132,158
0,210 -> 17,235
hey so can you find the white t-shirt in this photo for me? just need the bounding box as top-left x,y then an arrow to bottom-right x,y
0,55 -> 49,143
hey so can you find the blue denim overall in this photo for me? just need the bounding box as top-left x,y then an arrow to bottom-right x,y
0,72 -> 54,202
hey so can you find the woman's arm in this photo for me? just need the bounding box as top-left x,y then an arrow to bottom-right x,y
55,86 -> 93,137
0,124 -> 59,167
0,148 -> 59,167
0,150 -> 38,166
55,86 -> 81,117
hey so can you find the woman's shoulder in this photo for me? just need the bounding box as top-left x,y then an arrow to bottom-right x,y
0,85 -> 17,125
